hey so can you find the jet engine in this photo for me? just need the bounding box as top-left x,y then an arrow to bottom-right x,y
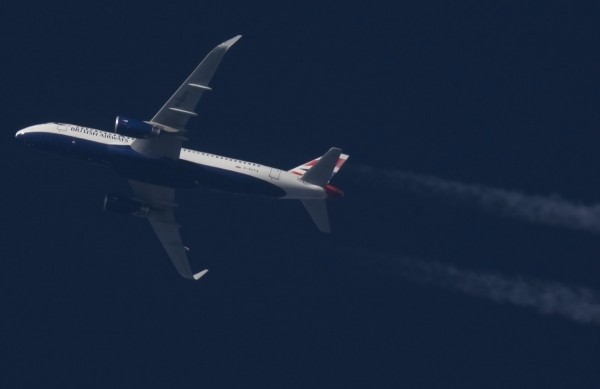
114,116 -> 161,138
103,194 -> 151,217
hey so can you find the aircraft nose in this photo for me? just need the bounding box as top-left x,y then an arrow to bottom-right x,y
15,129 -> 32,145
15,127 -> 29,137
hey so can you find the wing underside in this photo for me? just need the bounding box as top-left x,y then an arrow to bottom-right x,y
130,35 -> 241,160
129,180 -> 207,280
122,37 -> 242,280
151,35 -> 242,131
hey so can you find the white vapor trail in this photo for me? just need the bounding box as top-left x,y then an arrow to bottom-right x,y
355,165 -> 600,234
361,253 -> 600,325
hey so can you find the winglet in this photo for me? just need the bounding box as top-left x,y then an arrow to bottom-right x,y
193,269 -> 209,280
219,35 -> 242,49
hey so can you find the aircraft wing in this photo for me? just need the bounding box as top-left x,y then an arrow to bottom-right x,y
131,35 -> 241,160
150,35 -> 242,131
128,180 -> 208,281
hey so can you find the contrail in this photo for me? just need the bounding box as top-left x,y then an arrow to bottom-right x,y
358,252 -> 600,325
354,165 -> 600,234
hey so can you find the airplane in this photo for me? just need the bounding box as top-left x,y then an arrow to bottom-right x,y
14,35 -> 349,281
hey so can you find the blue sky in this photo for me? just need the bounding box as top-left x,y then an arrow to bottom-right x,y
2,2 -> 600,388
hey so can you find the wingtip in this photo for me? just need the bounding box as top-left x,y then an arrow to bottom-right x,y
193,269 -> 209,280
220,35 -> 242,49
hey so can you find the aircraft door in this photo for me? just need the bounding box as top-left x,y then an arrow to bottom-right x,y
269,168 -> 281,180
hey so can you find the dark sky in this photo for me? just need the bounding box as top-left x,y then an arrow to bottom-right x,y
2,1 -> 600,388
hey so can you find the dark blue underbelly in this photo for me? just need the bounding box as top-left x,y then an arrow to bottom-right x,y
112,154 -> 285,198
24,133 -> 285,197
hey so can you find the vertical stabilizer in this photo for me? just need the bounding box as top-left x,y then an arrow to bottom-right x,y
293,147 -> 349,233
300,148 -> 343,186
289,152 -> 349,179
301,200 -> 331,233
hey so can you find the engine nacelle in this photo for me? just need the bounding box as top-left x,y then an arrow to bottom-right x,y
103,194 -> 151,217
114,116 -> 161,139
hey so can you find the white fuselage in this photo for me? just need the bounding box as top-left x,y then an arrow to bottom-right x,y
16,123 -> 327,200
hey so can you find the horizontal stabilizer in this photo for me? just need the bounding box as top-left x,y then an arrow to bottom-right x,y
301,199 -> 331,233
